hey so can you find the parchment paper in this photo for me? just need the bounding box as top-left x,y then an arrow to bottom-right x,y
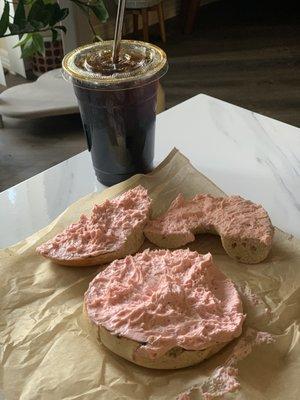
1,149 -> 300,400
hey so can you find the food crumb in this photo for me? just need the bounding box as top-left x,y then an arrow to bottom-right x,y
199,328 -> 274,399
202,365 -> 240,400
177,392 -> 191,400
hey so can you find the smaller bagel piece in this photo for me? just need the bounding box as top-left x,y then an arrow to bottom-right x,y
36,186 -> 151,266
84,249 -> 244,369
144,194 -> 274,264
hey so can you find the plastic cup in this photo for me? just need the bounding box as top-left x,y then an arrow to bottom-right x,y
62,40 -> 168,186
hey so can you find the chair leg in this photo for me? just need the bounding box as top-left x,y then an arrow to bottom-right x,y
180,0 -> 188,32
141,9 -> 149,42
133,12 -> 139,37
157,2 -> 166,43
184,0 -> 200,35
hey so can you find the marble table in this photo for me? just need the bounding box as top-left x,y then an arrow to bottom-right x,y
1,94 -> 299,249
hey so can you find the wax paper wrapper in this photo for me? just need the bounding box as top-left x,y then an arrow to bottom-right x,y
1,149 -> 300,400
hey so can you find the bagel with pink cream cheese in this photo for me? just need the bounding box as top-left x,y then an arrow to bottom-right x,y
84,249 -> 244,369
37,186 -> 151,266
144,194 -> 274,264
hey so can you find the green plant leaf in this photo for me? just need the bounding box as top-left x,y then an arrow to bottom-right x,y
22,34 -> 33,48
32,32 -> 44,55
27,0 -> 44,22
24,0 -> 37,5
21,45 -> 36,58
60,7 -> 69,21
0,2 -> 10,36
27,0 -> 53,27
1,0 -> 107,46
48,3 -> 60,25
49,3 -> 69,26
14,0 -> 26,30
9,21 -> 36,35
89,1 -> 108,23
32,20 -> 46,29
17,32 -> 45,58
8,23 -> 21,35
51,27 -> 57,42
55,25 -> 67,34
20,33 -> 35,58
13,32 -> 28,48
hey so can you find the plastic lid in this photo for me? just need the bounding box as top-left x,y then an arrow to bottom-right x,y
62,40 -> 168,90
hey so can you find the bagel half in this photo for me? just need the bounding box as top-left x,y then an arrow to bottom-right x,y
83,304 -> 229,369
84,249 -> 244,369
144,194 -> 274,264
36,186 -> 151,266
39,225 -> 145,267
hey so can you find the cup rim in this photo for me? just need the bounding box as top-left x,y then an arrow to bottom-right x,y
62,40 -> 168,88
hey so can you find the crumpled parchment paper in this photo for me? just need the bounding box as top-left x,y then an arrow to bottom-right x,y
1,149 -> 300,400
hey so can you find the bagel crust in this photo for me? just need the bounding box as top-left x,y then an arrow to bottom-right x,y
85,309 -> 229,369
36,186 -> 151,266
144,194 -> 274,264
84,249 -> 244,369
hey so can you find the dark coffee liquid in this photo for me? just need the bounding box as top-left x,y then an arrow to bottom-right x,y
74,81 -> 157,186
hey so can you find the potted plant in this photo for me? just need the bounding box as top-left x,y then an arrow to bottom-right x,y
0,0 -> 165,112
0,0 -> 109,58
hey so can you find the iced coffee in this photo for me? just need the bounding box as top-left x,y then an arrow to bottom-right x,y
62,40 -> 168,186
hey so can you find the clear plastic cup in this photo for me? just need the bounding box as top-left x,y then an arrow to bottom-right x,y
62,40 -> 168,186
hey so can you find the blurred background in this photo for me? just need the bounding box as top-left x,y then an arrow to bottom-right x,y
0,0 -> 299,191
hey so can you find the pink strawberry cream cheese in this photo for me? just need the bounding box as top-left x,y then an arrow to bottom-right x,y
85,249 -> 244,359
144,193 -> 273,250
37,185 -> 150,260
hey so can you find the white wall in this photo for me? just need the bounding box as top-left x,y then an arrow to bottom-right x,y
0,0 -> 26,77
0,56 -> 6,86
59,0 -> 79,53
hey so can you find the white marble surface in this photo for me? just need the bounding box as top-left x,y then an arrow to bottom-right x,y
1,94 -> 300,248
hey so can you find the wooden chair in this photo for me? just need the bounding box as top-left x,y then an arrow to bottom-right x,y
183,0 -> 201,35
125,0 -> 166,43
